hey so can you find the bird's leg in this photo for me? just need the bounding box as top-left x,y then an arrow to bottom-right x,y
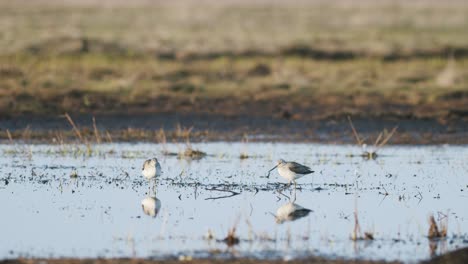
152,178 -> 157,195
294,180 -> 297,190
277,189 -> 290,200
279,182 -> 289,193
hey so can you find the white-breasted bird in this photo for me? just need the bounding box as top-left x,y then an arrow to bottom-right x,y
142,158 -> 162,193
267,159 -> 314,187
142,157 -> 162,180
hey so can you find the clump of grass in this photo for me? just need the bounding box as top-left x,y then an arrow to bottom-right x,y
222,227 -> 240,247
70,170 -> 78,178
436,55 -> 457,88
181,147 -> 207,159
22,125 -> 31,142
428,214 -> 448,239
174,124 -> 194,140
63,113 -> 95,156
239,153 -> 250,159
156,128 -> 173,156
178,125 -> 207,159
239,133 -> 250,159
156,128 -> 167,145
348,116 -> 397,160
204,229 -> 214,241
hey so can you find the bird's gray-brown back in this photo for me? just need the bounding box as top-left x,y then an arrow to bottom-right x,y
287,162 -> 314,174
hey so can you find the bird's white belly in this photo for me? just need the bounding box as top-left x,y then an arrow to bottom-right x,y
278,167 -> 297,182
142,166 -> 156,179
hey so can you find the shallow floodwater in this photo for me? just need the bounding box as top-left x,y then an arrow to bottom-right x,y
0,143 -> 467,263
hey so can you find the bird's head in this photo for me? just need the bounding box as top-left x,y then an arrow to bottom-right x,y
277,159 -> 286,166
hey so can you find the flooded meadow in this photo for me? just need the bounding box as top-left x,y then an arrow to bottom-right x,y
0,142 -> 467,263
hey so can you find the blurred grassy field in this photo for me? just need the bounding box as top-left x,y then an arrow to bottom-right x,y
1,0 -> 468,119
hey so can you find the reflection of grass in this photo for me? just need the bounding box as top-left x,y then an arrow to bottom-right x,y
428,214 -> 448,239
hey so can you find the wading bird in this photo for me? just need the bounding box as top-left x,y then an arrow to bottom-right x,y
267,159 -> 314,188
142,158 -> 162,192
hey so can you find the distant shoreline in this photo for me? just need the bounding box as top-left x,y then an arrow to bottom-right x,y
1,113 -> 467,145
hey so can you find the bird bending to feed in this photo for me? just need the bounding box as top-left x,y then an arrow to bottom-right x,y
142,158 -> 162,192
267,159 -> 314,188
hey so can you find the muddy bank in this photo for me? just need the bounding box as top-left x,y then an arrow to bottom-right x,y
2,247 -> 468,264
0,258 -> 401,264
0,113 -> 467,144
21,36 -> 468,61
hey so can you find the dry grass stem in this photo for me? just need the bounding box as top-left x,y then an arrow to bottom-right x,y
6,129 -> 13,143
428,214 -> 448,239
92,116 -> 101,144
105,130 -> 113,143
348,116 -> 363,146
64,113 -> 84,143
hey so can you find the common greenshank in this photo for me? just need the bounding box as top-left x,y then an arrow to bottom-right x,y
142,158 -> 161,192
267,159 -> 314,188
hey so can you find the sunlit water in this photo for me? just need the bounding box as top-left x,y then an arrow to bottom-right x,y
0,143 -> 467,263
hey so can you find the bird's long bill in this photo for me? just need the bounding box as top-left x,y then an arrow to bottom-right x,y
266,165 -> 278,178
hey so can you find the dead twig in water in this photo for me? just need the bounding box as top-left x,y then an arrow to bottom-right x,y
415,191 -> 423,203
205,188 -> 240,200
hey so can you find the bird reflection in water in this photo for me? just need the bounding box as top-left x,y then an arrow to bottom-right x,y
273,190 -> 312,224
141,196 -> 162,217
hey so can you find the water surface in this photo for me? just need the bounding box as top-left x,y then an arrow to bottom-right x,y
1,143 -> 467,263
